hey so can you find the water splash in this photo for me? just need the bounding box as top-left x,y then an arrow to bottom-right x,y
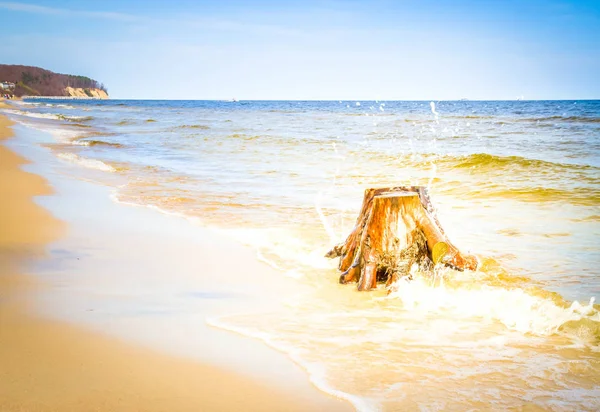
315,190 -> 338,246
388,275 -> 599,339
427,161 -> 437,191
430,101 -> 439,123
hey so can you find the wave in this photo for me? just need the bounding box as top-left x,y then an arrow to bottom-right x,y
388,274 -> 599,343
57,152 -> 116,172
399,118 -> 436,124
398,114 -> 600,125
12,100 -> 39,107
72,139 -> 124,148
172,124 -> 211,130
447,115 -> 495,120
6,118 -> 83,143
57,114 -> 94,122
224,133 -> 328,146
48,103 -> 76,109
66,123 -> 92,128
439,153 -> 596,172
3,109 -> 63,120
571,214 -> 600,222
3,109 -> 94,123
466,186 -> 600,206
229,133 -> 261,141
519,116 -> 600,124
84,130 -> 118,138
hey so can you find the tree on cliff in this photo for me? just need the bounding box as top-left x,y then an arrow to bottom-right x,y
0,64 -> 107,97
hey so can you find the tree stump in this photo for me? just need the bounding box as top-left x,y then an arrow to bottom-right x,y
326,186 -> 478,291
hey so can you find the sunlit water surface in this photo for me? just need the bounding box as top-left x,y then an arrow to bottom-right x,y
6,99 -> 600,411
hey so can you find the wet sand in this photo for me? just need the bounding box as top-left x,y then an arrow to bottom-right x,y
0,111 -> 351,411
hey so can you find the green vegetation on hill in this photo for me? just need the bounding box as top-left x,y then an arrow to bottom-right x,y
0,64 -> 107,97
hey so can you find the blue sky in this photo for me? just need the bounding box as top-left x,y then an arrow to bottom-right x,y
0,0 -> 598,99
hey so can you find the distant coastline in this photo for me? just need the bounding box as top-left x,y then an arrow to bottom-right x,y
0,64 -> 108,99
22,93 -> 107,100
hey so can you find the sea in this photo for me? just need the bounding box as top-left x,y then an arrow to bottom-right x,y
4,99 -> 600,411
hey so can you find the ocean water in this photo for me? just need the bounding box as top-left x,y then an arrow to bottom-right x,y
5,99 -> 600,411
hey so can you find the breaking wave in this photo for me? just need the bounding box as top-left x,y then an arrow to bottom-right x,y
438,153 -> 596,172
57,114 -> 94,122
519,116 -> 600,124
46,103 -> 76,109
388,274 -> 599,345
464,185 -> 600,206
171,124 -> 211,130
57,152 -> 116,172
3,109 -> 63,120
2,109 -> 93,123
72,139 -> 124,148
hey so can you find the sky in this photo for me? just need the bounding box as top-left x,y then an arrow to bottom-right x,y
0,0 -> 599,100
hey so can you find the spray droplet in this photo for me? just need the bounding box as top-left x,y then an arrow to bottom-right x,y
430,101 -> 439,122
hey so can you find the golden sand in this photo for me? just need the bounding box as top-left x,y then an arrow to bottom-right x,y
0,113 -> 351,411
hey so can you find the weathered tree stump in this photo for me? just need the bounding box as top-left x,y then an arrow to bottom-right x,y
326,186 -> 478,291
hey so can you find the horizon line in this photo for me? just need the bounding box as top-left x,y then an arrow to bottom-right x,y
25,97 -> 600,102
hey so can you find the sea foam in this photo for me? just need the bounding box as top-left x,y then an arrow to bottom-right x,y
57,152 -> 116,172
387,274 -> 599,340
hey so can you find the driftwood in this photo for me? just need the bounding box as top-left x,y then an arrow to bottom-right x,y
326,186 -> 478,291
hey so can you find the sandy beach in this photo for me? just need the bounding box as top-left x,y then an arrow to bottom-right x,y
0,108 -> 351,411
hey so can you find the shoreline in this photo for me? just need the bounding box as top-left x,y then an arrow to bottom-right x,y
0,110 -> 352,411
21,96 -> 107,100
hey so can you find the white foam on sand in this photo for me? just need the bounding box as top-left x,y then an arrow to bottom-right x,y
206,316 -> 377,412
57,152 -> 116,172
3,108 -> 63,120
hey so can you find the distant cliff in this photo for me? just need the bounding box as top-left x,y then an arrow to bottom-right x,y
0,64 -> 108,98
64,87 -> 108,99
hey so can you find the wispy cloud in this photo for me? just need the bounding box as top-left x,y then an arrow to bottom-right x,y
0,1 -> 139,21
0,1 -> 307,37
